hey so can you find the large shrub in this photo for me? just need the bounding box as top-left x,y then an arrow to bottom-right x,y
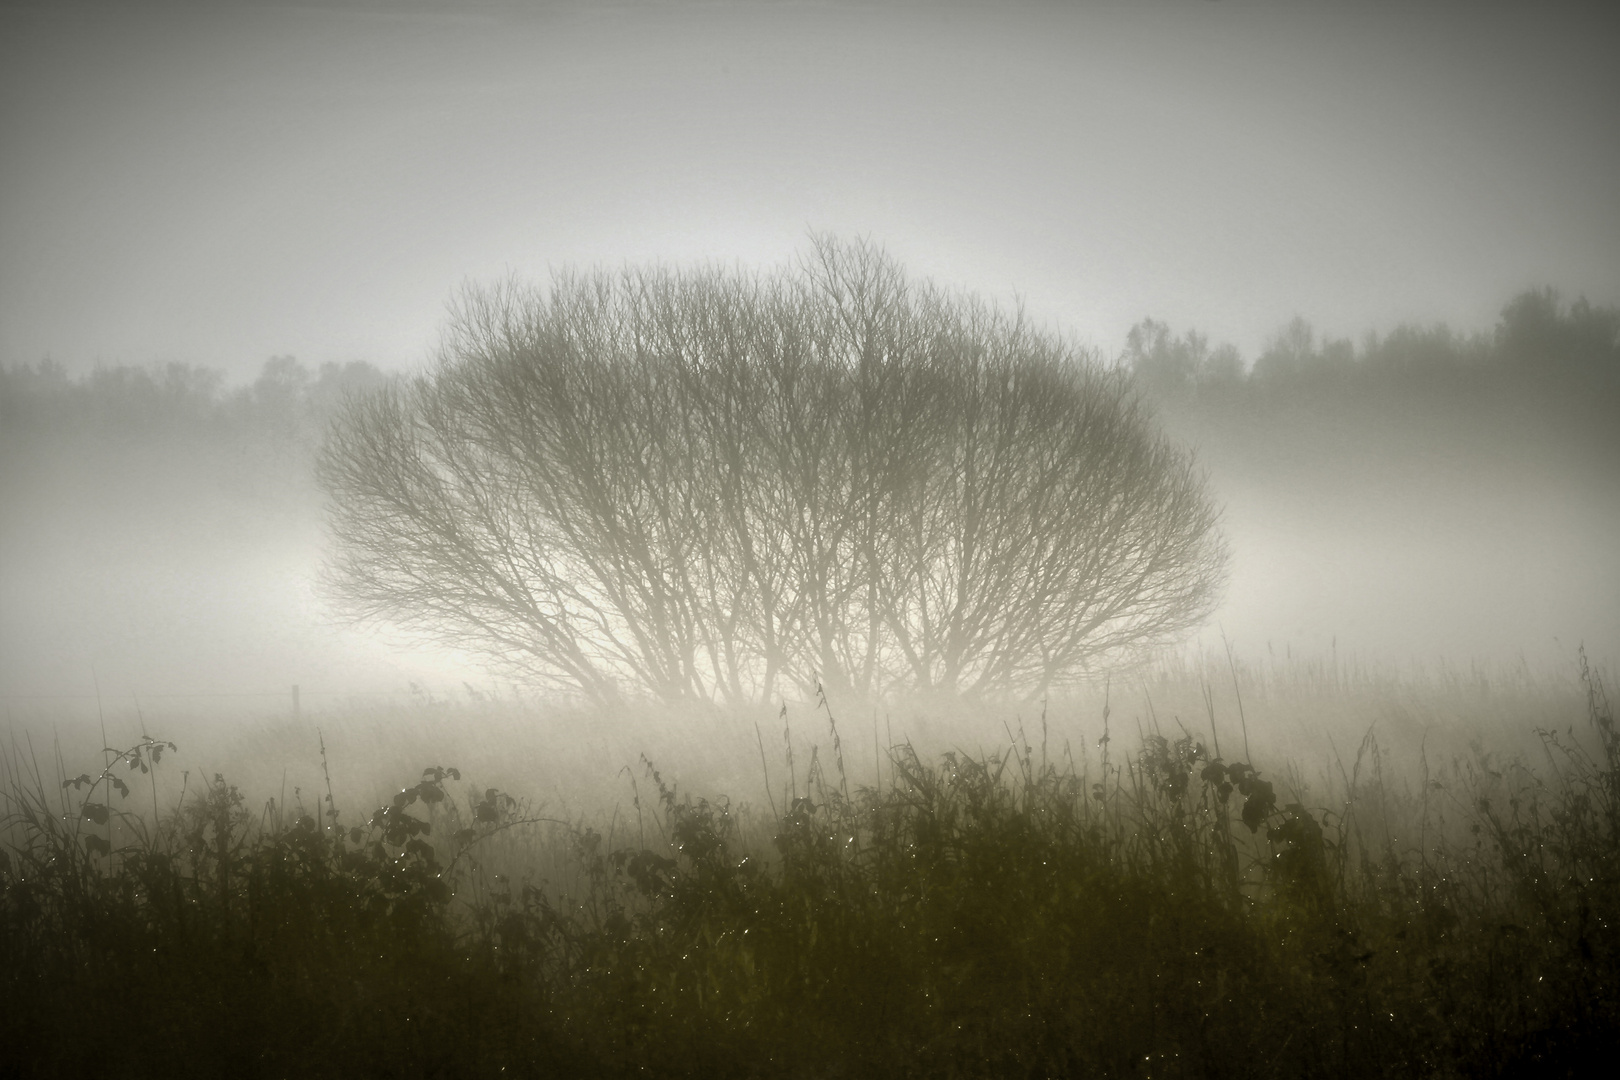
319,237 -> 1226,706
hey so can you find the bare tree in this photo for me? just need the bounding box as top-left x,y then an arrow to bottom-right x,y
319,238 -> 1227,707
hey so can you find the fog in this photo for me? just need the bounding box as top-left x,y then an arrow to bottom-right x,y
2,0 -> 1618,804
1160,368 -> 1620,669
4,304 -> 1615,714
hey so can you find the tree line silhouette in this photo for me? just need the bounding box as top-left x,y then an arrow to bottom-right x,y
6,285 -> 1611,435
1123,286 -> 1619,400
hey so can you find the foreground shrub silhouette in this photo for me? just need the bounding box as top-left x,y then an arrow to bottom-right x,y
3,663 -> 1617,1077
319,236 -> 1227,708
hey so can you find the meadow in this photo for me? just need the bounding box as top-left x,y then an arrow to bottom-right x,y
3,649 -> 1615,1078
3,302 -> 1615,1075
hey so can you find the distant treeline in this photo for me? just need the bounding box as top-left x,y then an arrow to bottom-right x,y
3,286 -> 1616,441
0,354 -> 389,445
1124,286 -> 1619,400
1108,288 -> 1620,495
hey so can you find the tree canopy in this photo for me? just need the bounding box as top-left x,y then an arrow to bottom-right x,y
318,238 -> 1228,708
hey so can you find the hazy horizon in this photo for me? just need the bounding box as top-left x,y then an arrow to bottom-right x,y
4,0 -> 1618,380
3,0 -> 1618,720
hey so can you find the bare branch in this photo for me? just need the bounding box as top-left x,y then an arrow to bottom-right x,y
318,239 -> 1228,708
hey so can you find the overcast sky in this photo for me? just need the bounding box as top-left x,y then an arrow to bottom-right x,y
3,0 -> 1618,380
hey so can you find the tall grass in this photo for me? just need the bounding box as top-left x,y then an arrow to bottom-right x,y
2,658 -> 1616,1078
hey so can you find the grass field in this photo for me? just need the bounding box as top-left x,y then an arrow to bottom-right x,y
2,650 -> 1616,1078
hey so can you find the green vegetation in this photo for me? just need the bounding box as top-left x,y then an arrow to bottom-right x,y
4,661 -> 1616,1078
2,279 -> 1615,1074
